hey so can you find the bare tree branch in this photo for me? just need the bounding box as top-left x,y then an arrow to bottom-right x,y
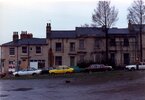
127,0 -> 145,25
92,1 -> 118,28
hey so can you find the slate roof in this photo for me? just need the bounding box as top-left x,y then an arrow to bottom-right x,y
2,38 -> 47,46
51,31 -> 76,39
108,28 -> 129,34
76,27 -> 105,36
2,27 -> 135,46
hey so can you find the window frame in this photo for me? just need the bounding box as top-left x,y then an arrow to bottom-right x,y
55,56 -> 62,65
9,47 -> 15,55
70,42 -> 75,52
79,39 -> 85,49
36,46 -> 42,54
110,38 -> 116,46
55,42 -> 62,52
94,39 -> 100,48
124,38 -> 129,47
22,46 -> 27,54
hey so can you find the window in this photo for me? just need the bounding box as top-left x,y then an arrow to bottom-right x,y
95,54 -> 101,63
79,39 -> 85,49
110,39 -> 116,46
22,46 -> 27,53
9,47 -> 15,55
94,39 -> 100,48
79,55 -> 85,62
8,61 -> 15,71
9,61 -> 14,64
55,56 -> 62,65
70,42 -> 75,52
70,56 -> 75,66
55,43 -> 62,52
124,38 -> 129,46
36,46 -> 41,54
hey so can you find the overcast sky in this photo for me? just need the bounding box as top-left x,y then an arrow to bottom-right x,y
0,0 -> 138,44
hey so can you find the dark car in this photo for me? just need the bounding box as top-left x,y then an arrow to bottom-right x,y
85,64 -> 112,72
40,67 -> 53,75
71,66 -> 85,73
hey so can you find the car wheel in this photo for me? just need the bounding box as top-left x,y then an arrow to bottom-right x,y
15,74 -> 19,77
130,67 -> 135,71
89,70 -> 92,74
32,73 -> 37,76
66,72 -> 71,74
50,72 -> 55,75
107,68 -> 112,71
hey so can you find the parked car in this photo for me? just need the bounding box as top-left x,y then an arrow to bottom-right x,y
49,65 -> 74,74
13,68 -> 42,77
71,66 -> 85,73
85,64 -> 112,72
40,67 -> 53,75
125,62 -> 145,71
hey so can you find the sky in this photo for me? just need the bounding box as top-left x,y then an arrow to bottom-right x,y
0,0 -> 139,44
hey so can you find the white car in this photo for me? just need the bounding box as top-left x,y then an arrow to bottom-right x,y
13,68 -> 42,77
125,62 -> 145,71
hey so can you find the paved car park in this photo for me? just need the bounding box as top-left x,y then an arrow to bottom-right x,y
0,71 -> 145,100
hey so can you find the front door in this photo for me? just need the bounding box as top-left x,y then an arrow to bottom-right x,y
124,53 -> 130,65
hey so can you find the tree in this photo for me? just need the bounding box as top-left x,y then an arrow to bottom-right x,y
127,0 -> 145,62
92,1 -> 118,28
92,1 -> 118,65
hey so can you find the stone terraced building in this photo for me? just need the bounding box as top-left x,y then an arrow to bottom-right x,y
1,22 -> 144,73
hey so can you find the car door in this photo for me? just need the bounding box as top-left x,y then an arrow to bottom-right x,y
139,62 -> 145,69
19,70 -> 27,75
64,67 -> 70,73
27,69 -> 34,75
56,68 -> 63,73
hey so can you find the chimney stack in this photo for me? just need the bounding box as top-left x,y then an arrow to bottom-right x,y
20,31 -> 27,39
46,23 -> 51,38
13,32 -> 19,41
27,33 -> 33,38
128,20 -> 134,32
20,31 -> 33,39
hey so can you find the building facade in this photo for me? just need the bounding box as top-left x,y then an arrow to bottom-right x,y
0,22 -> 144,72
